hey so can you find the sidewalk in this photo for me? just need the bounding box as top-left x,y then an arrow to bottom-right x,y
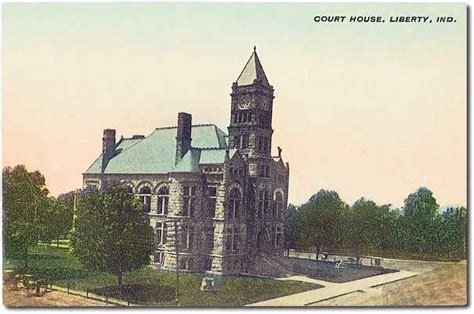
247,270 -> 418,307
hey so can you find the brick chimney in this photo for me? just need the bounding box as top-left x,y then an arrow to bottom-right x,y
101,129 -> 116,172
175,112 -> 192,164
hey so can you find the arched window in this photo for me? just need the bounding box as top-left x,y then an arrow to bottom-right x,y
228,188 -> 241,220
157,186 -> 169,215
139,186 -> 152,213
274,192 -> 284,219
125,185 -> 133,194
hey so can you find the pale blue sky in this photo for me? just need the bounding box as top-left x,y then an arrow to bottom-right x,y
3,3 -> 467,207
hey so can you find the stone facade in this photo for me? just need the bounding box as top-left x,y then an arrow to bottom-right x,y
82,49 -> 290,275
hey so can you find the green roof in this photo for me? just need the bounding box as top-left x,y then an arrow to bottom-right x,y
172,148 -> 201,172
85,124 -> 233,174
200,148 -> 236,164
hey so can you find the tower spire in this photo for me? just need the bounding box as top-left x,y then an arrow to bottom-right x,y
235,47 -> 270,87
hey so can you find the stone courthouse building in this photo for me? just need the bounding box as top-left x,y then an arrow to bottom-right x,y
83,48 -> 290,274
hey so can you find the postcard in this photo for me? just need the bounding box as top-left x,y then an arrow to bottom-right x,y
2,2 -> 467,307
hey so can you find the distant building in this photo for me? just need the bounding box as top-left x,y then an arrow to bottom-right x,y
83,48 -> 290,274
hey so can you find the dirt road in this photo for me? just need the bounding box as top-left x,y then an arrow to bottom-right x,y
3,284 -> 111,307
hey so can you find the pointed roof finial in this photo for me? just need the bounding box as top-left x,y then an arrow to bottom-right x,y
235,46 -> 270,87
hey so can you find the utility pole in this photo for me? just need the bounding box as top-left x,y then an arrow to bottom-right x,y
72,189 -> 79,233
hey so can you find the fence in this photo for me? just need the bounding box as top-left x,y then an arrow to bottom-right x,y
51,283 -> 136,306
11,275 -> 137,307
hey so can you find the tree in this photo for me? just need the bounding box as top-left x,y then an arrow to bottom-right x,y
403,187 -> 439,221
284,204 -> 298,254
47,194 -> 75,246
3,165 -> 52,266
296,189 -> 348,259
348,198 -> 382,253
70,184 -> 154,286
439,206 -> 467,259
402,187 -> 440,254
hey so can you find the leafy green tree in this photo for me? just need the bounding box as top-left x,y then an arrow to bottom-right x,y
71,184 -> 154,286
348,198 -> 382,254
284,204 -> 298,254
439,207 -> 467,259
3,165 -> 52,266
402,187 -> 440,254
296,189 -> 348,259
403,187 -> 439,221
379,206 -> 402,252
48,193 -> 75,246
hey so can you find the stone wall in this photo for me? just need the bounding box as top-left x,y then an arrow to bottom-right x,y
82,148 -> 288,275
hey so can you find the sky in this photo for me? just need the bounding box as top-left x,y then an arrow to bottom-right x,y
2,3 -> 467,207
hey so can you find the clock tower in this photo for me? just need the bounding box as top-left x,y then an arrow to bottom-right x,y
228,47 -> 275,171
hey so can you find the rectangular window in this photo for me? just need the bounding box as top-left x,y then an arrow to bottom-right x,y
178,258 -> 188,270
242,134 -> 249,149
206,227 -> 215,250
257,137 -> 263,151
204,258 -> 212,271
85,180 -> 99,189
207,187 -> 217,218
225,227 -> 240,252
264,191 -> 270,217
258,191 -> 265,219
271,226 -> 276,247
156,222 -> 167,246
234,136 -> 241,149
181,226 -> 194,250
259,165 -> 265,177
183,186 -> 196,217
276,226 -> 283,247
155,252 -> 165,264
265,166 -> 270,178
157,193 -> 169,215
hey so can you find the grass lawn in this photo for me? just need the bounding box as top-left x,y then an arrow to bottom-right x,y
4,246 -> 320,306
379,261 -> 467,306
314,261 -> 467,306
286,257 -> 398,283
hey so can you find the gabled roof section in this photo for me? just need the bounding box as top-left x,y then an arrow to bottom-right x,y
236,47 -> 270,87
172,148 -> 201,172
84,124 -> 229,174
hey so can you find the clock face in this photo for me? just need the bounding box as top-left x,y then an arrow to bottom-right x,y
238,99 -> 251,109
